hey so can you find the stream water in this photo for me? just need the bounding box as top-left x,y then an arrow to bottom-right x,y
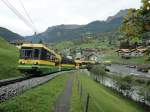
95,75 -> 150,106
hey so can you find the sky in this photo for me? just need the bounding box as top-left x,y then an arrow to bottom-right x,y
0,0 -> 141,36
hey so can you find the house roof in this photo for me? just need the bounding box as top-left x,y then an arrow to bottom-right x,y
136,48 -> 146,53
116,49 -> 131,53
116,48 -> 147,53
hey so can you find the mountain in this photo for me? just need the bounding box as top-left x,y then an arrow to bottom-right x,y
26,9 -> 128,43
106,9 -> 128,22
0,27 -> 24,42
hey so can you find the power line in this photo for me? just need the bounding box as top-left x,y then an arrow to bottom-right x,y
18,0 -> 34,24
1,0 -> 37,33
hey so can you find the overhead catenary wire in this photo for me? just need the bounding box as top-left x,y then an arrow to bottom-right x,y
18,0 -> 38,34
1,0 -> 38,33
18,0 -> 34,25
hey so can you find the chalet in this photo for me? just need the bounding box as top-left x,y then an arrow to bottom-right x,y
87,53 -> 98,62
80,48 -> 100,62
129,48 -> 146,57
82,48 -> 97,55
116,48 -> 146,58
116,49 -> 131,56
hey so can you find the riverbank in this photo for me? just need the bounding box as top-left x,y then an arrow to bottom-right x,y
72,71 -> 148,112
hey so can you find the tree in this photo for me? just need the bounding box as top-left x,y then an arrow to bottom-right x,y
119,39 -> 131,49
140,0 -> 150,32
140,79 -> 150,104
116,75 -> 134,97
121,9 -> 144,41
38,39 -> 43,44
120,0 -> 150,47
90,64 -> 106,83
141,0 -> 150,14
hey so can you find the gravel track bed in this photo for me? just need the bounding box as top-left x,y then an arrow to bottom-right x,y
0,71 -> 75,102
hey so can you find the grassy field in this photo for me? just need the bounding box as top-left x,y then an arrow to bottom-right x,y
73,71 -> 147,112
78,42 -> 110,49
101,50 -> 148,64
54,40 -> 112,50
70,78 -> 82,112
0,74 -> 69,112
54,41 -> 74,50
0,37 -> 20,80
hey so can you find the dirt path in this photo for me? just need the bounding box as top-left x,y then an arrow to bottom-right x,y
54,75 -> 74,112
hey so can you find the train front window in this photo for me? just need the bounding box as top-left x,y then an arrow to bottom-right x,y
20,48 -> 41,60
20,49 -> 33,59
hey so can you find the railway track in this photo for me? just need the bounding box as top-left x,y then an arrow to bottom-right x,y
0,70 -> 76,102
0,76 -> 31,87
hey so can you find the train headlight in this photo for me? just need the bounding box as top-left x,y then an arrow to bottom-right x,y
34,62 -> 38,65
20,61 -> 25,64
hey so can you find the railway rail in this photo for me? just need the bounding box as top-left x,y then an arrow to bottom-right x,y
0,70 -> 76,102
0,76 -> 31,87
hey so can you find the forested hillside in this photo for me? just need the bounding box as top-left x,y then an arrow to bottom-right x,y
0,27 -> 24,42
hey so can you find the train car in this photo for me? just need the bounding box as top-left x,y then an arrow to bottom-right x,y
61,57 -> 76,71
75,58 -> 84,69
18,44 -> 61,75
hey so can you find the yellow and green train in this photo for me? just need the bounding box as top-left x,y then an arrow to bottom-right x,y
18,44 -> 76,76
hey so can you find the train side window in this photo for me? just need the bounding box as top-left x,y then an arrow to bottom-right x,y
41,49 -> 47,60
20,49 -> 25,58
25,50 -> 32,59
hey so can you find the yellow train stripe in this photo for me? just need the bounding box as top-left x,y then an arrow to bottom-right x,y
19,59 -> 55,66
61,64 -> 75,67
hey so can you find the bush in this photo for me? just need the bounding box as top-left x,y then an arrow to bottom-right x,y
89,64 -> 106,83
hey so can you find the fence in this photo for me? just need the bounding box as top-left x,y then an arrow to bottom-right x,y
76,76 -> 99,112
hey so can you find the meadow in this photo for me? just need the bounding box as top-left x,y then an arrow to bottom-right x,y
0,37 -> 20,80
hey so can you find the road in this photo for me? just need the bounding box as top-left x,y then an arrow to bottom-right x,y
106,64 -> 150,78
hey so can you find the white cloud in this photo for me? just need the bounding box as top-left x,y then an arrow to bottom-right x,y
0,0 -> 141,36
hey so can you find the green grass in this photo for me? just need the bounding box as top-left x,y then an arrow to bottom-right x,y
54,41 -> 74,50
0,37 -> 20,80
0,74 -> 69,112
75,71 -> 146,112
70,78 -> 82,112
75,41 -> 111,49
54,40 -> 112,51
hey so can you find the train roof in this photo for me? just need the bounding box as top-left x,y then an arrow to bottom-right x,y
21,44 -> 61,60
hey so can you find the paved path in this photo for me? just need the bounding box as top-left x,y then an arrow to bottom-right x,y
54,75 -> 74,112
